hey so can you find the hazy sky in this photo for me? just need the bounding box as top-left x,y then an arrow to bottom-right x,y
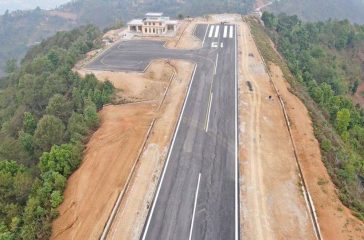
0,0 -> 71,14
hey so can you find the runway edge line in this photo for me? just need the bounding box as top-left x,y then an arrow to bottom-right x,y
141,64 -> 198,240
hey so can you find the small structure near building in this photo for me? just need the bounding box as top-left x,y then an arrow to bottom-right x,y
127,12 -> 178,36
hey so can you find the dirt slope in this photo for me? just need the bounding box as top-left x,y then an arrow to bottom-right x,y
270,64 -> 364,240
238,22 -> 316,239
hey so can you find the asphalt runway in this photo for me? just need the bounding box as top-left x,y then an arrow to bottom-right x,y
86,23 -> 239,240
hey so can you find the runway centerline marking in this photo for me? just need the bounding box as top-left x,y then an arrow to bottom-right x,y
208,25 -> 214,38
205,92 -> 213,132
141,65 -> 198,240
202,24 -> 209,47
188,173 -> 201,240
214,25 -> 220,38
214,53 -> 219,75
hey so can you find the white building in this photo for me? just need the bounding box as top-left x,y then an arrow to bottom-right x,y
127,13 -> 178,36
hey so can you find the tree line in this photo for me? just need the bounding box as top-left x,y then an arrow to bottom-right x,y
0,25 -> 114,239
262,12 -> 364,219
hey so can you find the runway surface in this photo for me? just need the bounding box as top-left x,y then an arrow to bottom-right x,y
86,24 -> 239,240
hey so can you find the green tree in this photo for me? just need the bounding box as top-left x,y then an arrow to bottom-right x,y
39,144 -> 81,176
45,94 -> 72,123
50,191 -> 63,208
336,108 -> 351,134
34,115 -> 65,152
23,112 -> 37,135
83,100 -> 99,129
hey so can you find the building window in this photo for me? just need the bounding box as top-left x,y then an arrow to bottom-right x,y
153,28 -> 155,33
159,22 -> 162,26
153,22 -> 155,26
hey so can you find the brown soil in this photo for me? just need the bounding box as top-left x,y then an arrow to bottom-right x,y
354,80 -> 364,108
270,63 -> 364,240
51,103 -> 156,240
78,60 -> 174,103
238,22 -> 316,239
51,59 -> 194,239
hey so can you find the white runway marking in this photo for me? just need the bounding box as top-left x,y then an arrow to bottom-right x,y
214,53 -> 219,75
208,25 -> 214,38
205,92 -> 213,132
214,25 -> 220,38
234,24 -> 239,240
188,173 -> 201,240
142,65 -> 198,240
223,25 -> 228,38
229,26 -> 234,39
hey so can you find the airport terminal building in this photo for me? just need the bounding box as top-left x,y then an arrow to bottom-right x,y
127,13 -> 178,36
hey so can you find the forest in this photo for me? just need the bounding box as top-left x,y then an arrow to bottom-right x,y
0,25 -> 114,239
262,12 -> 364,219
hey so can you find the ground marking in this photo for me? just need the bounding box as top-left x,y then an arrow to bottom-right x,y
214,53 -> 219,75
202,24 -> 210,47
142,65 -> 198,240
221,42 -> 224,48
208,25 -> 214,38
205,92 -> 213,132
234,24 -> 239,240
214,25 -> 220,38
188,173 -> 201,240
230,25 -> 234,39
211,42 -> 218,48
223,25 -> 228,38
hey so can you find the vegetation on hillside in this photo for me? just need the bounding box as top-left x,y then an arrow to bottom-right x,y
0,25 -> 114,239
267,0 -> 364,24
259,12 -> 364,219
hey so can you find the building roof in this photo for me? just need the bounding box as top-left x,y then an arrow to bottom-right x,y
128,19 -> 143,25
145,12 -> 163,17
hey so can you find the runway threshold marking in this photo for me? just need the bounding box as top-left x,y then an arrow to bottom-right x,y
188,173 -> 201,240
223,25 -> 228,38
214,25 -> 220,38
142,65 -> 198,240
208,25 -> 215,38
205,92 -> 213,132
229,25 -> 234,39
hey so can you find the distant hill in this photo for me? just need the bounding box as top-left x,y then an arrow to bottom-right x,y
0,0 -> 70,14
267,0 -> 364,24
0,0 -> 255,79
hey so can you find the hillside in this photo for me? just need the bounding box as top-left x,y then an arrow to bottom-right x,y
0,25 -> 114,239
0,0 -> 70,13
261,12 -> 364,219
267,0 -> 364,24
